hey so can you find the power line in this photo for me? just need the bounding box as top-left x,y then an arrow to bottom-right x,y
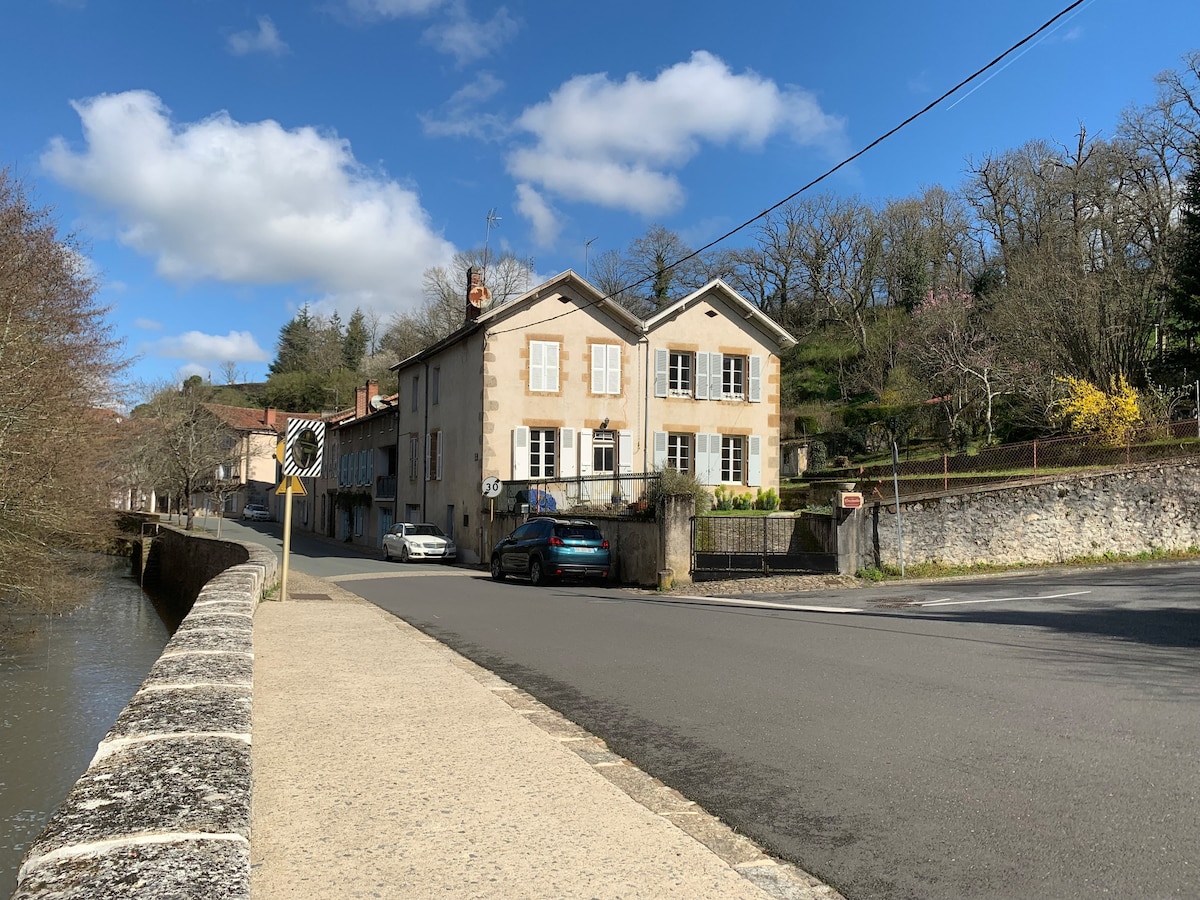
489,0 -> 1090,337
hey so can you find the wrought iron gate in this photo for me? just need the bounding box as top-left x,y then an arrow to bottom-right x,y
691,515 -> 838,579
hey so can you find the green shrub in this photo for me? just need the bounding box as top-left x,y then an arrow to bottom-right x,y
647,466 -> 713,513
713,485 -> 735,511
732,491 -> 753,510
754,487 -> 780,510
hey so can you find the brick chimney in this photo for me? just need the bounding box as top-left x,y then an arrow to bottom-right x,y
355,385 -> 368,418
465,266 -> 491,322
264,407 -> 276,428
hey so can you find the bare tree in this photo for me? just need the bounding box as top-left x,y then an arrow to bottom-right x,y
0,170 -> 128,608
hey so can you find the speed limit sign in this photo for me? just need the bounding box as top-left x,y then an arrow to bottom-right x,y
482,476 -> 502,498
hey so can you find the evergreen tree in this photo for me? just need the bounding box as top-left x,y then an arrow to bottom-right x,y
269,305 -> 315,375
1167,154 -> 1200,373
343,308 -> 370,370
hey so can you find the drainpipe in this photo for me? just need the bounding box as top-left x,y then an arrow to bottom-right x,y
422,360 -> 430,521
640,330 -> 650,472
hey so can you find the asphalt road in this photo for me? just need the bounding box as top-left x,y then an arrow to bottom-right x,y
220,517 -> 1200,899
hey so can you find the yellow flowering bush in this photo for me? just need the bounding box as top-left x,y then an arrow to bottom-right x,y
1055,375 -> 1142,445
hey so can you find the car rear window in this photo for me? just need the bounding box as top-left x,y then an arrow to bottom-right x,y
554,524 -> 602,541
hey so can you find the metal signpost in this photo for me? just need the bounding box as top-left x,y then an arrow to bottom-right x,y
279,421 -> 325,601
482,476 -> 502,563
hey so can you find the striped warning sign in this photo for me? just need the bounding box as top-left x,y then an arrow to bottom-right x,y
283,419 -> 325,477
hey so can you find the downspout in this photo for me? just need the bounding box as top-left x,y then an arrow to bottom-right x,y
422,360 -> 430,521
640,327 -> 650,472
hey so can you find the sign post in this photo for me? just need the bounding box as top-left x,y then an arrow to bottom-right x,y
279,421 -> 325,601
482,476 -> 502,564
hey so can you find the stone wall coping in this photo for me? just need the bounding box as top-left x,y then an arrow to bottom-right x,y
13,536 -> 277,900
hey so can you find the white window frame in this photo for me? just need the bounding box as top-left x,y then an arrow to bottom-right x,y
529,340 -> 560,392
669,351 -> 693,397
722,356 -> 746,401
720,436 -> 745,484
529,428 -> 557,478
667,434 -> 691,473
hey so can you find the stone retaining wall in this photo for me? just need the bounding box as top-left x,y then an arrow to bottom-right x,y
13,535 -> 277,900
865,460 -> 1200,568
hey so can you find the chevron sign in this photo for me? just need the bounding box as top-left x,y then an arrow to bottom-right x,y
283,419 -> 325,477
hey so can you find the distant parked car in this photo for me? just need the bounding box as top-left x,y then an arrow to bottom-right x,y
383,522 -> 457,563
490,517 -> 610,586
241,503 -> 271,521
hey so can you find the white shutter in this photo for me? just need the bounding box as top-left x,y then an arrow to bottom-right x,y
747,435 -> 762,486
591,346 -> 605,394
749,355 -> 763,403
435,433 -> 443,481
559,428 -> 577,477
710,352 -> 724,400
546,342 -> 559,391
695,433 -> 711,484
607,345 -> 621,395
424,434 -> 431,481
530,342 -> 544,392
654,349 -> 668,398
695,352 -> 710,400
617,430 -> 633,474
511,427 -> 530,480
579,429 -> 593,477
653,431 -> 668,468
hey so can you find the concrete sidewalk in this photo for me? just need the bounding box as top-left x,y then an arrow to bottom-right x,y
251,571 -> 842,900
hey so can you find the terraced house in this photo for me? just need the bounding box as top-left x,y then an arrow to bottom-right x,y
387,269 -> 796,565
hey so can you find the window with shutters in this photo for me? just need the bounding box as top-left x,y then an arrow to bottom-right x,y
409,435 -> 419,481
669,351 -> 692,396
426,430 -> 442,481
721,436 -> 745,483
722,356 -> 745,400
411,375 -> 420,411
667,434 -> 691,473
529,340 -> 560,392
529,428 -> 556,477
591,343 -> 621,395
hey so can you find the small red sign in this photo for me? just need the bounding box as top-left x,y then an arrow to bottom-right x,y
838,492 -> 864,509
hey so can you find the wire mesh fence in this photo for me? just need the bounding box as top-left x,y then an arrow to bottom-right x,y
849,420 -> 1200,499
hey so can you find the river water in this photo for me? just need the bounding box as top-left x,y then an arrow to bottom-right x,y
0,557 -> 171,896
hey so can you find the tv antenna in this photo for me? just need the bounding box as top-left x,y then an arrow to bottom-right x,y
483,208 -> 501,275
585,236 -> 598,278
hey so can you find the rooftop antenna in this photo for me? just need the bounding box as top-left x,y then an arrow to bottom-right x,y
585,236 -> 598,278
483,208 -> 501,277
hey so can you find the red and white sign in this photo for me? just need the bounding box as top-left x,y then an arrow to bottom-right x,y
836,491 -> 864,509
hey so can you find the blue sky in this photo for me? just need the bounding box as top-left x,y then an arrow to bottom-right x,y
3,0 -> 1198,391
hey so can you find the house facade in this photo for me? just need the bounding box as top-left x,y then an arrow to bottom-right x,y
388,270 -> 796,565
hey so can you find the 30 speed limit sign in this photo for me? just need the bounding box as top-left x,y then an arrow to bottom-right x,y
482,476 -> 502,498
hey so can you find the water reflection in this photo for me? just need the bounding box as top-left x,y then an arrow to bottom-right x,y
0,557 -> 170,896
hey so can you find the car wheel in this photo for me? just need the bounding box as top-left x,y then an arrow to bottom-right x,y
529,557 -> 548,586
400,545 -> 410,563
383,545 -> 391,561
490,555 -> 505,581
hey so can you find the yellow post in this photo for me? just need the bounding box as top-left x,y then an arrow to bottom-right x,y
280,479 -> 294,601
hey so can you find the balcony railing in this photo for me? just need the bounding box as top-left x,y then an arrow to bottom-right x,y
500,472 -> 660,517
375,474 -> 397,499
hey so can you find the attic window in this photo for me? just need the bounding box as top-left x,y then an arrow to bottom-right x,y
705,310 -> 718,318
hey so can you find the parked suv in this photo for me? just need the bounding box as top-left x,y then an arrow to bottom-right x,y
490,517 -> 610,585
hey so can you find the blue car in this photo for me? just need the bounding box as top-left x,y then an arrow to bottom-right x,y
490,517 -> 611,586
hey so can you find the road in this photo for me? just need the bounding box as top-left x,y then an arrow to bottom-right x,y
222,517 -> 1200,899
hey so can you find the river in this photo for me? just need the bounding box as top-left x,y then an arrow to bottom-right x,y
0,557 -> 171,896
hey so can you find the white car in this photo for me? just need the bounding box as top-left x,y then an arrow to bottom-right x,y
383,522 -> 457,563
242,503 -> 271,521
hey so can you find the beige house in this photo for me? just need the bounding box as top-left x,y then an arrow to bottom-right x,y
388,270 -> 796,565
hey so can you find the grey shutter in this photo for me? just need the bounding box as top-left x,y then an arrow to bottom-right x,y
695,352 -> 710,400
747,435 -> 762,486
559,428 -> 577,477
654,349 -> 668,398
511,427 -> 530,480
709,352 -> 724,400
653,431 -> 668,468
749,355 -> 762,403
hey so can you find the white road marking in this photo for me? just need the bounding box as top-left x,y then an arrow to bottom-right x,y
915,590 -> 1091,607
667,595 -> 863,613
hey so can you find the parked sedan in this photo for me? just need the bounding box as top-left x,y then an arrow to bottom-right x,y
490,517 -> 610,586
241,503 -> 271,521
383,522 -> 457,563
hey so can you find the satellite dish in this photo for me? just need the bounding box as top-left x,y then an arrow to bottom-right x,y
468,284 -> 492,308
369,395 -> 386,411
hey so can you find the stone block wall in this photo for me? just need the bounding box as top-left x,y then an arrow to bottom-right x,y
13,539 -> 277,900
864,461 -> 1200,568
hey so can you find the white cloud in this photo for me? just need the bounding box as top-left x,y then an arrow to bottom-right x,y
228,16 -> 289,57
344,0 -> 446,18
423,2 -> 519,66
134,318 -> 164,331
514,183 -> 559,247
43,91 -> 457,319
148,330 -> 271,363
420,73 -> 508,139
508,51 -> 845,216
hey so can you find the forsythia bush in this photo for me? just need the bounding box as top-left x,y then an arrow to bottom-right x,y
1055,375 -> 1142,445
